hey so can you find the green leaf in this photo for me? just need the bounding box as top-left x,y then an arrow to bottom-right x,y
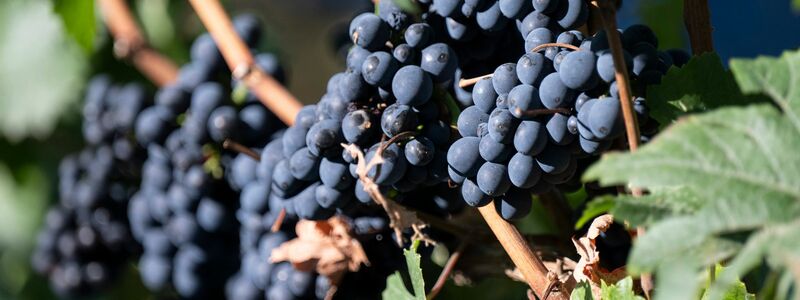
383,272 -> 416,300
611,187 -> 703,227
570,281 -> 593,300
584,49 -> 800,300
646,52 -> 764,125
730,50 -> 800,130
53,0 -> 95,53
574,196 -> 614,229
601,277 -> 646,300
404,240 -> 425,300
0,0 -> 88,141
382,240 -> 425,300
702,265 -> 756,300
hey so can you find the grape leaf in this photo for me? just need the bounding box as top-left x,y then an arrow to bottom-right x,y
383,272 -> 416,300
646,52 -> 765,125
574,196 -> 614,229
601,277 -> 645,300
53,0 -> 95,53
569,277 -> 645,300
382,240 -> 425,300
570,281 -> 593,300
0,0 -> 88,141
584,50 -> 800,300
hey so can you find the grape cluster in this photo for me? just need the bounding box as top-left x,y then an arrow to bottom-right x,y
448,21 -> 688,219
31,76 -> 147,296
123,15 -> 289,299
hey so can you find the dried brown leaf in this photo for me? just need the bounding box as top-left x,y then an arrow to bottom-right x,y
271,216 -> 369,282
572,214 -> 628,298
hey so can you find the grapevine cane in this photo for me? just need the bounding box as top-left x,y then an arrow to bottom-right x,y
99,0 -> 179,87
187,0 -> 303,125
591,0 -> 652,297
683,0 -> 715,55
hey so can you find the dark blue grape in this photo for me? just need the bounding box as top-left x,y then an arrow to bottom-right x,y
457,106 -> 490,137
404,137 -> 435,166
492,63 -> 519,96
207,106 -> 239,143
365,142 -> 408,185
476,1 -> 508,32
518,11 -> 551,39
472,77 -> 497,113
477,162 -> 511,196
405,23 -> 433,49
420,43 -> 457,83
524,27 -> 553,52
516,52 -> 552,86
315,184 -> 352,209
393,43 -> 417,65
536,145 -> 571,174
461,178 -> 490,207
546,113 -> 575,145
349,13 -> 390,50
499,0 -> 532,18
495,188 -> 531,220
342,109 -> 378,145
446,136 -> 482,177
559,50 -> 599,90
539,72 -> 576,109
487,108 -> 518,143
508,152 -> 541,188
479,135 -> 511,162
432,0 -> 463,17
557,0 -> 589,30
305,119 -> 343,156
392,65 -> 433,106
588,97 -> 622,139
514,120 -> 547,155
320,157 -> 354,189
622,24 -> 658,49
362,51 -> 399,87
508,84 -> 543,119
381,104 -> 418,137
289,147 -> 321,181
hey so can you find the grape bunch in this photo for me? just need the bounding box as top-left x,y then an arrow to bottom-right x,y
123,15 -> 289,299
448,22 -> 688,220
31,76 -> 148,296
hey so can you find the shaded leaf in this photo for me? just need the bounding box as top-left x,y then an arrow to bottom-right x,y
575,196 -> 614,229
730,49 -> 800,130
382,240 -> 425,300
0,0 -> 87,141
404,240 -> 425,300
53,0 -> 95,53
610,187 -> 703,227
646,52 -> 764,125
383,272 -> 416,300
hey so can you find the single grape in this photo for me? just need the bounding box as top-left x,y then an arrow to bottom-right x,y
508,152 -> 542,188
514,120 -> 548,155
381,104 -> 418,137
446,137 -> 483,177
349,13 -> 390,50
392,65 -> 433,106
457,106 -> 490,137
404,137 -> 435,166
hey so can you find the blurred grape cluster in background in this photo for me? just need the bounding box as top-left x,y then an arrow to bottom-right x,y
0,0 -> 796,298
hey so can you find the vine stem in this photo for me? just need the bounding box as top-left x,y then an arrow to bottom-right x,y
592,0 -> 652,297
426,240 -> 468,300
458,74 -> 493,88
187,0 -> 303,125
477,205 -> 570,300
531,42 -> 581,52
683,0 -> 714,55
99,0 -> 179,87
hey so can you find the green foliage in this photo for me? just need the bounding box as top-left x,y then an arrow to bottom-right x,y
383,240 -> 426,300
568,278 -> 644,300
647,52 -> 763,125
53,0 -> 95,53
0,0 -> 88,141
574,196 -> 614,229
584,49 -> 800,300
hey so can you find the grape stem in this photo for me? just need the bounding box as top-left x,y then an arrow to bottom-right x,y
591,0 -> 652,297
98,0 -> 179,87
187,0 -> 303,125
271,208 -> 287,232
426,239 -> 468,300
683,0 -> 715,55
513,108 -> 571,118
530,43 -> 581,53
458,74 -> 493,88
477,205 -> 570,299
222,139 -> 260,161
